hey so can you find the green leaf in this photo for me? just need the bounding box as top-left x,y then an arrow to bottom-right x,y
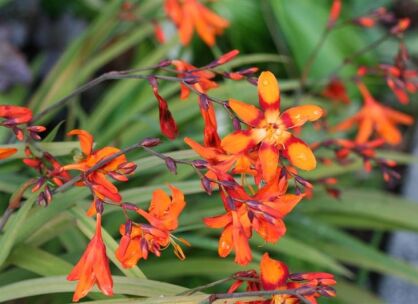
0,276 -> 187,302
0,191 -> 38,267
42,120 -> 65,142
301,189 -> 418,232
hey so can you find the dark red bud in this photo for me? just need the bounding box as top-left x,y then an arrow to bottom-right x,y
199,94 -> 209,110
158,59 -> 172,67
125,220 -> 132,235
122,202 -> 138,211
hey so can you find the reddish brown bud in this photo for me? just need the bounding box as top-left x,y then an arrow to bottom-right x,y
140,137 -> 161,147
192,159 -> 208,169
122,202 -> 138,211
165,157 -> 177,174
232,117 -> 241,130
201,176 -> 212,195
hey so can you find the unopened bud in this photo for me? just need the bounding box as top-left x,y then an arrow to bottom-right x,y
95,199 -> 104,214
192,159 -> 208,169
201,177 -> 212,195
199,94 -> 209,110
125,220 -> 132,235
158,59 -> 172,67
140,137 -> 161,147
165,157 -> 177,174
122,202 -> 138,211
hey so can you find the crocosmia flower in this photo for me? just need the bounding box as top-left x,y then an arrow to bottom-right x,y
165,0 -> 229,46
67,213 -> 113,302
221,71 -> 323,182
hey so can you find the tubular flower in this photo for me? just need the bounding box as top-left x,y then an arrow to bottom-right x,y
221,71 -> 323,182
67,213 -> 113,302
204,172 -> 303,265
333,82 -> 413,145
63,129 -> 136,204
116,185 -> 188,268
164,0 -> 229,46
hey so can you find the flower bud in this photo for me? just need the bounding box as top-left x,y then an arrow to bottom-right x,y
140,137 -> 161,147
165,157 -> 177,174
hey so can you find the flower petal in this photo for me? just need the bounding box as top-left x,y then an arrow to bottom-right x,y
68,129 -> 94,156
260,253 -> 289,290
0,148 -> 17,160
258,71 -> 280,123
258,141 -> 279,182
285,137 -> 316,171
221,129 -> 265,154
280,105 -> 324,128
228,98 -> 265,127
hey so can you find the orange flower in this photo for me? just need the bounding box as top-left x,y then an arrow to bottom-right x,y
165,0 -> 229,46
0,105 -> 32,125
67,213 -> 113,302
116,185 -> 188,268
63,129 -> 136,205
204,172 -> 303,265
333,82 -> 413,145
221,71 -> 323,182
322,78 -> 350,104
0,148 -> 17,160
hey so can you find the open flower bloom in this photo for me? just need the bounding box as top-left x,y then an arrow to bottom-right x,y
67,213 -> 113,302
204,172 -> 303,265
116,185 -> 187,268
333,82 -> 413,145
63,129 -> 136,204
221,71 -> 323,182
165,0 -> 229,46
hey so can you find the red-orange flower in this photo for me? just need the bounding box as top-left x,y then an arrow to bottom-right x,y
204,172 -> 303,265
63,129 -> 136,205
67,213 -> 113,302
165,0 -> 229,46
116,185 -> 187,268
333,82 -> 413,145
221,71 -> 323,182
0,105 -> 32,125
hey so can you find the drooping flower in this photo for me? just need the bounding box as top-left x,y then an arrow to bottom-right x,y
0,105 -> 32,125
67,213 -> 113,302
164,0 -> 229,46
148,76 -> 179,140
221,71 -> 323,182
116,185 -> 188,268
333,82 -> 413,145
63,129 -> 136,205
